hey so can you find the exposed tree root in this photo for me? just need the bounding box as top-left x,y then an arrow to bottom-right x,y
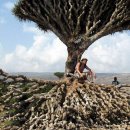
0,69 -> 129,130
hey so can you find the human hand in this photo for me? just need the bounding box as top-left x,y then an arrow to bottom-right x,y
80,73 -> 84,77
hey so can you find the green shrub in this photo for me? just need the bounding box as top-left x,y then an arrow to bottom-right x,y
40,84 -> 54,93
0,83 -> 8,96
54,72 -> 64,79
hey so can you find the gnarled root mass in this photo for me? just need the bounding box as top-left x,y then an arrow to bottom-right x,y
0,69 -> 130,130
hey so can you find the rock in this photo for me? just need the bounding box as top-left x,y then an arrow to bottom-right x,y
15,77 -> 24,82
0,70 -> 129,130
0,75 -> 5,80
4,78 -> 14,84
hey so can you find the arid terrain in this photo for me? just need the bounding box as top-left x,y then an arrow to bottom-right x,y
10,72 -> 130,84
10,72 -> 130,95
0,70 -> 129,130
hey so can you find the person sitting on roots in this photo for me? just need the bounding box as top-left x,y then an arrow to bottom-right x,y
74,58 -> 96,82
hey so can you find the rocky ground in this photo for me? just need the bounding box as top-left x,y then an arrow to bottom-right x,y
0,69 -> 130,130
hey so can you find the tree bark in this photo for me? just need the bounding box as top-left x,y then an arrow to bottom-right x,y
65,47 -> 85,75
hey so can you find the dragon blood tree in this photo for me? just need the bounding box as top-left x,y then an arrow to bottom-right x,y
13,0 -> 130,75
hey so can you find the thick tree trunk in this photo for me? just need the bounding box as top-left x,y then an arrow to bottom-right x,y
65,47 -> 85,75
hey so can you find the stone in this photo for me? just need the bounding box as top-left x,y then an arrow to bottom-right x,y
0,70 -> 129,130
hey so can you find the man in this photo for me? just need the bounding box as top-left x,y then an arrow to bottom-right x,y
75,58 -> 95,81
112,77 -> 120,86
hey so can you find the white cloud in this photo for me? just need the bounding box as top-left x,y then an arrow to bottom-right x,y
0,24 -> 130,73
83,32 -> 130,73
23,24 -> 43,35
4,1 -> 14,10
0,25 -> 67,72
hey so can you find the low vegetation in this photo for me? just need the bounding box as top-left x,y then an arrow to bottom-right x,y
54,72 -> 64,79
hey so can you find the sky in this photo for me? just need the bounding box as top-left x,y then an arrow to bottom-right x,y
0,0 -> 130,73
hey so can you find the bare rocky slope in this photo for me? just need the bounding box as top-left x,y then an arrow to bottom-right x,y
0,69 -> 130,130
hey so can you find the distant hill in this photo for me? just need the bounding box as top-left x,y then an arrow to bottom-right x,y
10,72 -> 130,84
10,72 -> 59,80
